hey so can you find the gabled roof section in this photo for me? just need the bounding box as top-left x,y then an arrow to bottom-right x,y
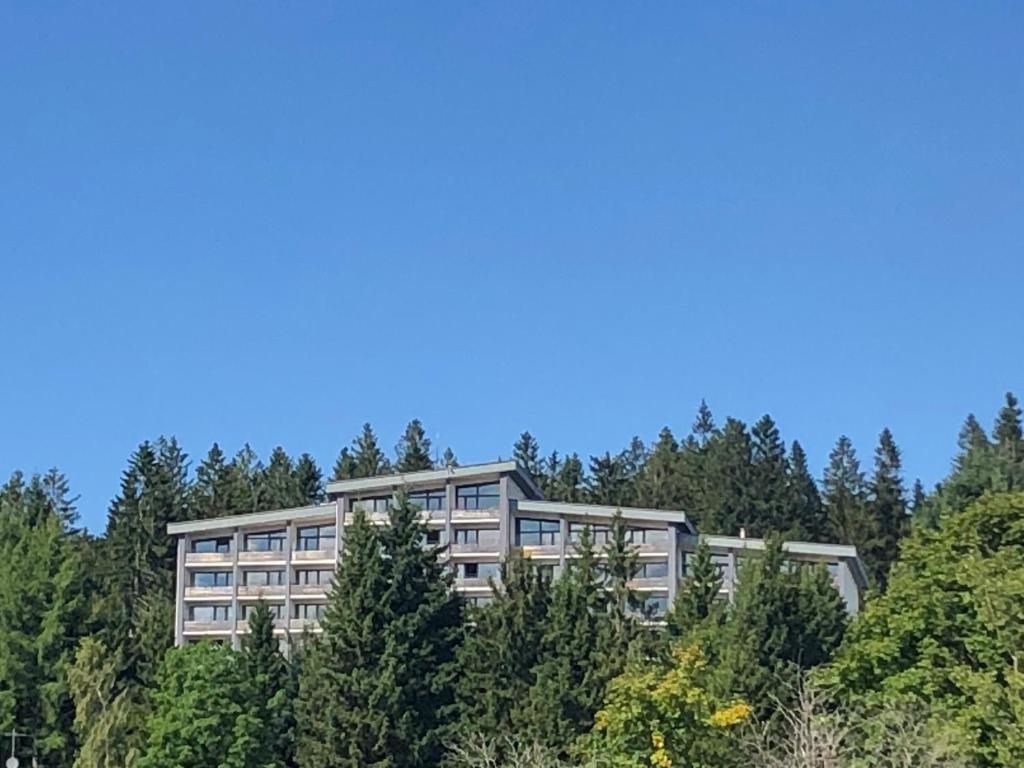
324,460 -> 543,499
516,500 -> 695,534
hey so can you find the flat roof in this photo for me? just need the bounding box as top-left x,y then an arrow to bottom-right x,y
168,503 -> 336,536
517,500 -> 695,533
324,460 -> 543,499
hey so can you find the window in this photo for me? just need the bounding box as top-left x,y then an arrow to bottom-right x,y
188,604 -> 232,622
409,488 -> 447,511
682,552 -> 731,577
464,595 -> 494,608
293,603 -> 327,621
423,529 -> 442,546
456,482 -> 500,510
454,528 -> 479,545
457,562 -> 501,581
627,528 -> 669,545
244,530 -> 286,552
294,569 -> 334,586
243,570 -> 285,587
640,595 -> 669,619
515,518 -> 560,546
191,571 -> 232,587
191,536 -> 231,554
536,564 -> 560,581
569,522 -> 611,545
351,496 -> 392,514
636,561 -> 669,579
296,524 -> 336,551
241,603 -> 285,620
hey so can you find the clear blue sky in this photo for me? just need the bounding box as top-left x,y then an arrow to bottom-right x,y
2,4 -> 1021,533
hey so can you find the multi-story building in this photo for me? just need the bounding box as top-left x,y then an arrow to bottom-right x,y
168,460 -> 867,648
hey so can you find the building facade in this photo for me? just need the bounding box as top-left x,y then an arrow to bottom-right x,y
168,460 -> 867,648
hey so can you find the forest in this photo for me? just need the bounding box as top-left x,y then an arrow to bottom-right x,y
1,393 -> 1022,767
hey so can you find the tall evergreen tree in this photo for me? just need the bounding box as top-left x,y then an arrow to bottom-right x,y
666,541 -> 724,638
243,602 -> 294,766
994,391 -> 1023,463
440,447 -> 458,468
352,423 -> 391,477
586,452 -> 630,506
330,447 -> 358,482
454,553 -> 550,738
822,436 -> 876,567
294,453 -> 324,505
634,427 -> 684,510
513,432 -> 544,483
549,453 -> 585,502
693,399 -> 716,447
749,414 -> 791,537
259,446 -> 301,510
602,512 -> 640,658
787,440 -> 826,541
867,428 -> 908,587
700,418 -> 754,535
395,419 -> 433,473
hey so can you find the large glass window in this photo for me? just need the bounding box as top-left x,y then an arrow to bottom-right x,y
293,603 -> 327,621
639,594 -> 669,619
456,482 -> 500,510
188,604 -> 232,622
296,524 -> 336,551
241,603 -> 285,620
191,536 -> 231,554
191,571 -> 232,587
453,528 -> 480,545
457,562 -> 501,580
294,569 -> 334,586
244,530 -> 286,552
627,527 -> 669,545
243,569 -> 285,587
515,518 -> 560,546
636,561 -> 669,579
351,496 -> 392,514
423,529 -> 443,547
409,488 -> 447,511
568,522 -> 611,545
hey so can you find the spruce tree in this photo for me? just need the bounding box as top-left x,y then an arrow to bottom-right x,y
867,428 -> 908,588
750,414 -> 791,537
700,418 -> 754,535
517,528 -> 610,754
513,431 -> 544,483
260,446 -> 301,510
454,552 -> 550,738
666,541 -> 723,638
634,427 -> 684,510
330,447 -> 358,481
787,440 -> 826,541
587,452 -> 630,506
440,447 -> 458,468
822,436 -> 876,563
294,453 -> 324,505
192,443 -> 234,519
243,602 -> 294,766
550,453 -> 585,502
602,511 -> 640,658
395,419 -> 434,473
352,422 -> 391,477
693,399 -> 716,446
994,391 -> 1023,463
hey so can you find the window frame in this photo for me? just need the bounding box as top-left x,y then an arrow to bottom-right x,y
455,482 -> 501,511
515,517 -> 561,546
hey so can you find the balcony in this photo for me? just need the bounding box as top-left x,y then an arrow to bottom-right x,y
236,584 -> 286,599
182,619 -> 232,634
184,586 -> 233,599
238,550 -> 287,565
292,548 -> 336,563
291,583 -> 331,598
289,618 -> 324,633
519,543 -> 561,559
185,551 -> 233,566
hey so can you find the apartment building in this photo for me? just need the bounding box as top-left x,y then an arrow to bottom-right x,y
168,460 -> 867,648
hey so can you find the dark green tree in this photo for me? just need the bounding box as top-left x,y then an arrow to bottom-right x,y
700,418 -> 754,535
693,399 -> 716,446
549,453 -> 585,502
243,602 -> 294,766
395,419 -> 433,473
453,552 -> 550,738
787,440 -> 826,541
867,428 -> 908,588
666,541 -> 724,638
749,414 -> 791,537
294,453 -> 324,505
994,391 -> 1023,463
822,436 -> 876,566
259,446 -> 301,510
440,447 -> 458,468
602,511 -> 640,658
634,427 -> 684,510
513,432 -> 544,484
586,452 -> 630,506
330,447 -> 358,481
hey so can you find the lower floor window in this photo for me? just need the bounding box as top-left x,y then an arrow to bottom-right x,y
294,603 -> 327,621
188,604 -> 232,622
241,603 -> 285,620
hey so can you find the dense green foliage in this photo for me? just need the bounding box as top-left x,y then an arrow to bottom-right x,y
1,395 -> 1021,766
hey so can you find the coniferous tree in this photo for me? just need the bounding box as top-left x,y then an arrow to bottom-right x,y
602,511 -> 640,658
395,419 -> 433,473
454,553 -> 550,738
330,447 -> 358,482
994,392 -> 1023,462
700,418 -> 754,534
787,440 -> 826,541
243,602 -> 294,766
693,399 -> 716,446
822,436 -> 876,566
517,528 -> 609,754
294,453 -> 324,505
666,541 -> 724,638
618,436 -> 648,505
634,427 -> 684,510
192,443 -> 237,519
513,432 -> 544,483
587,452 -> 630,506
352,423 -> 391,477
550,453 -> 585,502
750,415 -> 791,537
260,446 -> 301,510
867,428 -> 908,588
440,447 -> 458,468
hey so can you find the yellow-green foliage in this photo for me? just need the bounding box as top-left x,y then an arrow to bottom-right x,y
584,643 -> 750,768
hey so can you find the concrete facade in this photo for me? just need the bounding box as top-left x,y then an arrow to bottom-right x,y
168,460 -> 868,648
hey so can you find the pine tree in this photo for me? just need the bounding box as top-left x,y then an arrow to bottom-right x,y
550,453 -> 585,502
618,436 -> 648,505
395,419 -> 433,473
513,432 -> 544,483
296,497 -> 461,767
867,428 -> 908,588
193,443 -> 255,520
260,446 -> 301,510
226,444 -> 263,514
440,447 -> 458,468
994,392 -> 1023,463
294,453 -> 324,505
517,528 -> 610,754
454,553 -> 550,738
787,440 -> 826,541
243,602 -> 294,766
634,427 -> 684,510
667,542 -> 723,637
749,415 -> 791,537
587,452 -> 630,506
603,511 -> 640,657
693,400 -> 716,447
330,447 -> 358,481
822,436 -> 876,565
352,423 -> 391,477
700,418 -> 754,535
